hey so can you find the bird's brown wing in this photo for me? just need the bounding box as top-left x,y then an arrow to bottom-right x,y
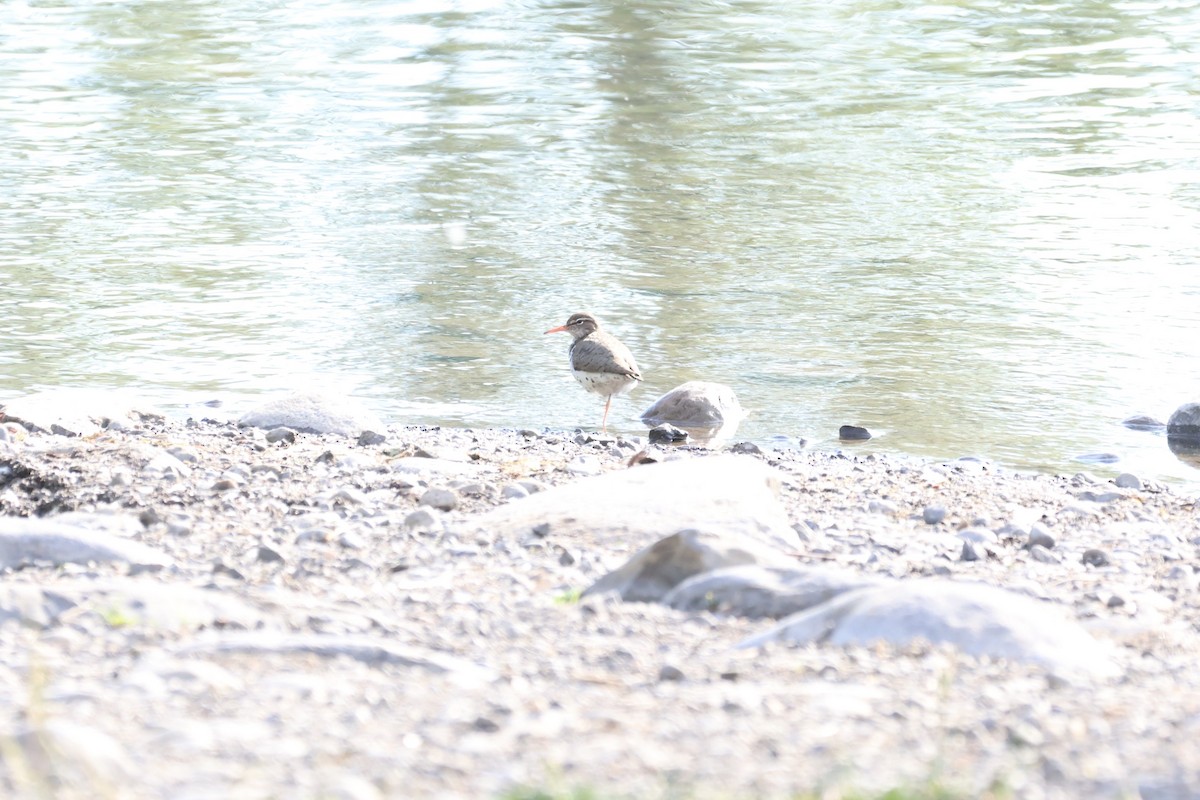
571,334 -> 642,381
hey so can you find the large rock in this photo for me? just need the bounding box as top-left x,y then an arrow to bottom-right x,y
663,564 -> 875,619
474,455 -> 794,553
739,580 -> 1119,678
176,632 -> 496,685
238,391 -> 385,437
0,581 -> 262,631
640,381 -> 745,430
583,530 -> 794,602
1167,403 -> 1200,466
1167,402 -> 1200,439
0,388 -> 162,436
0,515 -> 170,570
0,584 -> 77,628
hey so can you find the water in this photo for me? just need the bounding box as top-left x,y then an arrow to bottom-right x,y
1,0 -> 1198,484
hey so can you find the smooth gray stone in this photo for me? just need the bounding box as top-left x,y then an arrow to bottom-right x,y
958,527 -> 998,546
0,515 -> 170,570
641,381 -> 744,428
419,487 -> 459,511
1167,402 -> 1200,437
663,564 -> 875,619
739,580 -> 1119,678
1029,544 -> 1061,564
51,581 -> 264,630
838,425 -> 871,441
1114,473 -> 1142,490
175,632 -> 496,684
475,455 -> 794,552
960,541 -> 985,562
501,482 -> 530,500
0,584 -> 77,628
265,426 -> 296,444
583,529 -> 794,603
922,506 -> 946,525
404,507 -> 441,532
237,391 -> 385,437
1028,523 -> 1057,550
1121,414 -> 1164,431
648,423 -> 688,444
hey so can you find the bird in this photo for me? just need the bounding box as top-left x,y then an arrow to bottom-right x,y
544,312 -> 642,433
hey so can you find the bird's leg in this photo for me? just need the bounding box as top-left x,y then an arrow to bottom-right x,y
601,395 -> 612,434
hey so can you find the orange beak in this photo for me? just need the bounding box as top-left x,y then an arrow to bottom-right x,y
544,324 -> 568,335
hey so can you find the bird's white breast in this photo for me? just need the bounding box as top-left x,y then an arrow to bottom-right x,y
571,369 -> 639,398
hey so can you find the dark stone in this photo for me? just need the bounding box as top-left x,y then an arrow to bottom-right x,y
212,560 -> 246,580
729,442 -> 762,455
1166,404 -> 1200,467
648,423 -> 688,444
658,664 -> 685,682
1122,415 -> 1165,431
838,425 -> 871,441
960,541 -> 984,562
1167,403 -> 1200,437
357,430 -> 387,446
265,427 -> 296,444
1114,473 -> 1142,490
256,545 -> 285,564
1081,548 -> 1111,568
1027,524 -> 1056,550
1074,453 -> 1119,465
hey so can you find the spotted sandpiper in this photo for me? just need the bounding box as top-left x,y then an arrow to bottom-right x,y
545,312 -> 642,433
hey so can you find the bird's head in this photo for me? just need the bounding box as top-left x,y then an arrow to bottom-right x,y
544,312 -> 600,340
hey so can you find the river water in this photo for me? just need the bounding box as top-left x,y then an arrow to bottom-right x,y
2,0 -> 1198,483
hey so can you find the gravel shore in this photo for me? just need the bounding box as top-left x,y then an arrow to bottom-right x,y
1,409 -> 1199,799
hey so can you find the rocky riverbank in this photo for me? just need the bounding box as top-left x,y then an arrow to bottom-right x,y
1,398 -> 1199,799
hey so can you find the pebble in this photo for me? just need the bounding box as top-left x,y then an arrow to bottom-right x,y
838,425 -> 871,441
658,664 -> 686,682
1028,523 -> 1056,550
266,427 -> 297,444
501,483 -> 530,500
867,499 -> 898,515
404,507 -> 441,532
1029,544 -> 1060,564
1114,473 -> 1142,490
957,527 -> 998,546
960,540 -> 986,562
256,545 -> 285,564
357,430 -> 387,446
1081,548 -> 1111,567
419,487 -> 459,511
333,486 -> 370,505
922,506 -> 946,525
648,424 -> 688,444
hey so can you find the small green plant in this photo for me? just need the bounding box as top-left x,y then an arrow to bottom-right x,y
553,587 -> 583,605
99,605 -> 136,628
499,787 -> 600,800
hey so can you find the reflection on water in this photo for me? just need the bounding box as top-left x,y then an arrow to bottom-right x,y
1,0 -> 1198,484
